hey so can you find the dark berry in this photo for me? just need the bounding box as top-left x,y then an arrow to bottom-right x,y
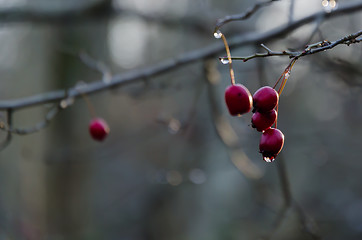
225,84 -> 252,116
259,128 -> 284,162
251,109 -> 277,132
89,118 -> 110,141
253,86 -> 279,112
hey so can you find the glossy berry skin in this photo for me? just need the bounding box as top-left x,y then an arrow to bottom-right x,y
251,109 -> 277,132
89,118 -> 110,141
259,128 -> 284,162
253,86 -> 279,113
225,84 -> 253,116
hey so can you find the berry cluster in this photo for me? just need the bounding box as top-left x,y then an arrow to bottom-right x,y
225,85 -> 284,162
215,30 -> 292,163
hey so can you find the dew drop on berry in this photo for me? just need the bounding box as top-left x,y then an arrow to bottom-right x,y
263,156 -> 275,163
213,30 -> 223,39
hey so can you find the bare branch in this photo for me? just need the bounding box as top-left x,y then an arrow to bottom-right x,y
220,30 -> 362,62
0,105 -> 61,135
79,52 -> 112,83
0,1 -> 360,112
220,46 -> 299,62
0,0 -> 210,33
0,0 -> 113,24
214,0 -> 280,32
301,30 -> 362,56
0,109 -> 13,151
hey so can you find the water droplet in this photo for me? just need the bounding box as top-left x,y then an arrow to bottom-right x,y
213,30 -> 223,39
263,156 -> 275,163
60,97 -> 75,109
322,0 -> 338,12
220,58 -> 229,65
168,118 -> 181,134
284,72 -> 290,78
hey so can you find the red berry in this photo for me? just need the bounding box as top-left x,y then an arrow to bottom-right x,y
225,84 -> 252,116
89,118 -> 110,141
259,128 -> 284,162
253,86 -> 279,112
251,109 -> 277,132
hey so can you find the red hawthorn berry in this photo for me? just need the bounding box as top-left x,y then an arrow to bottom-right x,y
251,109 -> 277,132
253,86 -> 279,112
259,128 -> 284,162
89,118 -> 110,141
224,84 -> 253,116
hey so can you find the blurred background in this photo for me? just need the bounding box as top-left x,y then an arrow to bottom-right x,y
0,0 -> 361,239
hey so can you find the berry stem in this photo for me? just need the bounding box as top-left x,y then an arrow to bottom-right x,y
220,32 -> 236,85
274,104 -> 279,129
80,93 -> 97,119
272,72 -> 285,90
273,57 -> 298,95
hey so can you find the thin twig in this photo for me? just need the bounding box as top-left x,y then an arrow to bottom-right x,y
0,2 -> 360,112
0,109 -> 13,151
262,153 -> 322,239
219,47 -> 299,62
294,202 -> 322,240
79,52 -> 112,83
214,0 -> 280,32
0,105 -> 61,135
220,30 -> 362,62
276,154 -> 292,207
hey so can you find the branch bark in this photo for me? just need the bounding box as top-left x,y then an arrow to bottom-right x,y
0,0 -> 114,23
0,1 -> 361,111
220,30 -> 362,62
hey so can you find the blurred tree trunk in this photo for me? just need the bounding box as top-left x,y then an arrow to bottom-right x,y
45,2 -> 111,238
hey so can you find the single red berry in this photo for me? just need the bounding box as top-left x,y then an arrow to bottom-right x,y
259,128 -> 284,162
89,118 -> 110,141
251,109 -> 277,132
224,84 -> 252,116
253,86 -> 279,112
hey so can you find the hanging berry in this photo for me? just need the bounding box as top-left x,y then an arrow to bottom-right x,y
251,109 -> 277,132
252,86 -> 279,113
259,128 -> 284,162
225,84 -> 253,116
89,118 -> 110,141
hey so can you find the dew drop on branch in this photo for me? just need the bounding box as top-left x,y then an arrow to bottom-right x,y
60,97 -> 75,109
322,0 -> 338,12
220,58 -> 230,64
168,118 -> 181,134
213,30 -> 223,39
